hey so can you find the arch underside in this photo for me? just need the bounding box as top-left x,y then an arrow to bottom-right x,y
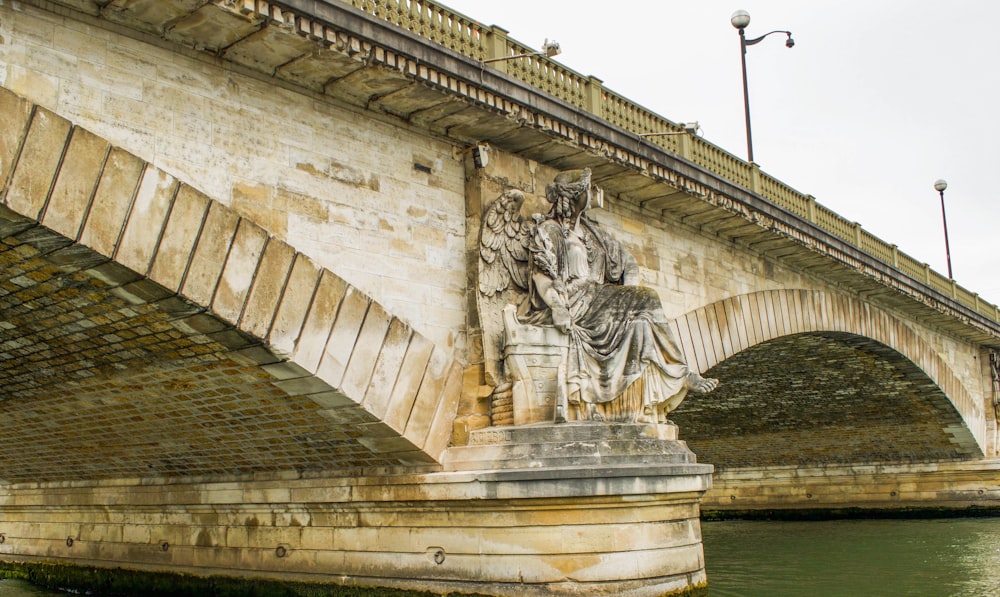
672,331 -> 982,469
0,87 -> 460,484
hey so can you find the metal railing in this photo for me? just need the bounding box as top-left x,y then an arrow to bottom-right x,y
338,0 -> 998,323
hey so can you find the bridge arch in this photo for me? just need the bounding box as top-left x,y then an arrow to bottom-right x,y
0,87 -> 460,483
669,289 -> 985,467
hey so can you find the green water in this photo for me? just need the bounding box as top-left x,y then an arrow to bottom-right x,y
702,518 -> 1000,596
4,518 -> 1000,595
0,579 -> 62,596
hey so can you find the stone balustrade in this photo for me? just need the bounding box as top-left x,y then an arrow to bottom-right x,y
337,0 -> 999,324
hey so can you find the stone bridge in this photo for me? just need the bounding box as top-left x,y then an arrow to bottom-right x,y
1,0 -> 999,595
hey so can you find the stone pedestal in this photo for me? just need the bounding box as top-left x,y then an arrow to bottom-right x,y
435,422 -> 713,596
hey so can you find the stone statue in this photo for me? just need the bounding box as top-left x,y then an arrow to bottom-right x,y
478,168 -> 718,425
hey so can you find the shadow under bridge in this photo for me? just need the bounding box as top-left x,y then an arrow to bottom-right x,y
669,290 -> 984,469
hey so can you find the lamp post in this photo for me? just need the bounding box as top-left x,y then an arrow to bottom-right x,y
730,9 -> 794,163
933,179 -> 953,279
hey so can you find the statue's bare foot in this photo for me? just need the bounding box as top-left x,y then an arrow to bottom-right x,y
685,372 -> 719,394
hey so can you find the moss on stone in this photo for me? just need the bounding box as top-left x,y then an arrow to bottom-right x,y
0,561 -> 490,596
702,505 -> 1000,521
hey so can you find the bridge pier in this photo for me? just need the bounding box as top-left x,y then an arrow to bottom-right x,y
0,423 -> 711,596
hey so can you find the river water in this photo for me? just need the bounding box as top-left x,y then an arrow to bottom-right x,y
3,518 -> 1000,595
702,518 -> 1000,596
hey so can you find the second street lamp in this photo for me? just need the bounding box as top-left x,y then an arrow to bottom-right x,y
934,179 -> 953,279
731,9 -> 794,164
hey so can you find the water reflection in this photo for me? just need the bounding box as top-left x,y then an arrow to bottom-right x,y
703,518 -> 1000,596
0,578 -> 67,595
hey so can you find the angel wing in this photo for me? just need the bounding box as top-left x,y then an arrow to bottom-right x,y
479,189 -> 533,296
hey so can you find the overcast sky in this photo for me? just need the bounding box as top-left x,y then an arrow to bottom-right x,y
444,0 -> 999,306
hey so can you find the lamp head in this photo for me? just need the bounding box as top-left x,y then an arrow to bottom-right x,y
541,39 -> 561,58
785,34 -> 795,48
731,9 -> 751,29
934,179 -> 948,192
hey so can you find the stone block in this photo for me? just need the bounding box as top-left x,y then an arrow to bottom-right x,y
303,390 -> 353,409
268,254 -> 320,357
340,301 -> 391,404
0,203 -> 35,237
182,201 -> 240,306
79,147 -> 146,256
272,376 -> 334,397
45,243 -> 108,273
148,184 -> 209,291
261,361 -> 311,381
164,3 -> 265,53
423,361 -> 463,459
240,238 -> 296,340
117,166 -> 177,275
42,126 -> 109,240
228,345 -> 281,367
402,344 -> 453,450
0,88 -> 33,195
122,524 -> 151,545
5,107 -> 72,221
293,271 -> 348,373
315,286 -> 369,391
361,317 -> 412,421
213,219 -> 269,325
356,434 -> 422,455
298,527 -> 335,551
382,333 -> 434,434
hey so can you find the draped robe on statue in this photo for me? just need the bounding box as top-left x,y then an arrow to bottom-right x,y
521,215 -> 692,417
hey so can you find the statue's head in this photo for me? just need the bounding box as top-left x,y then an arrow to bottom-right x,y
546,168 -> 592,219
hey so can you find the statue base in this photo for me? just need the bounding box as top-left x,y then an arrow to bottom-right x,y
432,422 -> 713,595
443,421 -> 692,470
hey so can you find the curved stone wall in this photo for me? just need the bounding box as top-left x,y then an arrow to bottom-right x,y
671,289 -> 985,466
0,87 -> 461,482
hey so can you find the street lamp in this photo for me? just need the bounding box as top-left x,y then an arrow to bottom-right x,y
730,9 -> 794,163
933,179 -> 953,279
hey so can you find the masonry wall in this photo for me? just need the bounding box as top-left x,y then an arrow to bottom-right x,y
0,1 -> 467,355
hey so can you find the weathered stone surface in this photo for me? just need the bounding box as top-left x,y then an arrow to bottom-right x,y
382,332 -> 434,434
213,219 -> 269,325
444,423 -> 689,471
78,148 -> 145,255
268,254 -> 320,357
315,286 -> 369,389
403,345 -> 454,450
362,317 -> 413,421
240,238 -> 296,339
165,3 -> 265,52
116,166 -> 177,274
148,184 -> 209,291
424,361 -> 464,458
101,0 -> 207,36
222,21 -> 314,74
0,459 -> 712,594
294,271 -> 348,374
0,87 -> 34,193
5,108 -> 72,220
42,127 -> 109,239
181,201 -> 240,306
340,300 -> 391,403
